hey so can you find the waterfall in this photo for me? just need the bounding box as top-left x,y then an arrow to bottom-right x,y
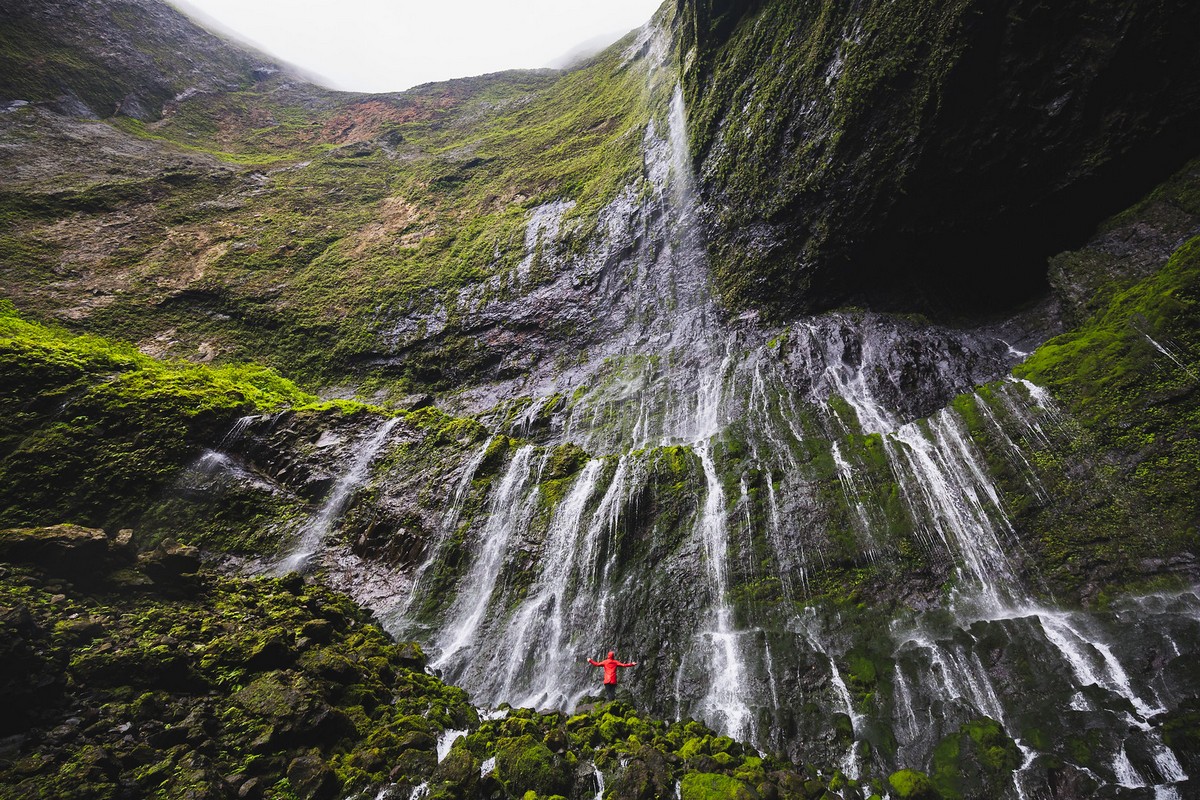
274,416 -> 400,575
432,445 -> 537,673
494,459 -> 605,708
394,435 -> 498,622
694,439 -> 751,740
304,31 -> 1200,796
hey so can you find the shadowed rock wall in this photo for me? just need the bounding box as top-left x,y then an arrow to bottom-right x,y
678,0 -> 1200,317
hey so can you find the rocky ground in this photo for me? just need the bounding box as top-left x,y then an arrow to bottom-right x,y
0,525 -> 892,800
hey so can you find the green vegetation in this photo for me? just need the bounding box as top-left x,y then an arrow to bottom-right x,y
887,769 -> 937,799
1002,233 -> 1200,594
928,718 -> 1021,799
0,537 -> 473,800
0,529 -> 853,800
679,771 -> 756,800
1,5 -> 663,393
0,301 -> 326,530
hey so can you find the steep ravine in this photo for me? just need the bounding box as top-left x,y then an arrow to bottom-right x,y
2,1 -> 1200,800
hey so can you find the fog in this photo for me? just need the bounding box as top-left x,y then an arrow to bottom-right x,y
171,0 -> 663,92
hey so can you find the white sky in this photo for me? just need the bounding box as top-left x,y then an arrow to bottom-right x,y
170,1 -> 663,93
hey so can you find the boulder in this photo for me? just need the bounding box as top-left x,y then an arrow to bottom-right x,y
287,752 -> 340,800
138,538 -> 201,585
0,524 -> 111,575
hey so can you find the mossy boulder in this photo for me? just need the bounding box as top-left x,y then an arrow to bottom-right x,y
288,751 -> 342,800
929,718 -> 1021,799
887,769 -> 939,799
609,745 -> 672,800
495,734 -> 572,797
429,742 -> 481,799
679,771 -> 758,800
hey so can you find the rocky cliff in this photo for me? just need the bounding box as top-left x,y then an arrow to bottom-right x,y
677,0 -> 1200,317
2,1 -> 1200,799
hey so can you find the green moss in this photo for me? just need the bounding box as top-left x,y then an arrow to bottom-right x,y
1006,233 -> 1200,593
494,734 -> 571,797
887,769 -> 938,799
545,442 -> 589,481
929,718 -> 1020,800
679,771 -> 757,800
0,560 -> 478,799
0,302 -> 317,532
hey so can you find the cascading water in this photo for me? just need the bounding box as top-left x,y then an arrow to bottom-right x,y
374,51 -> 1195,795
274,416 -> 401,575
432,445 -> 538,671
192,17 -> 1200,796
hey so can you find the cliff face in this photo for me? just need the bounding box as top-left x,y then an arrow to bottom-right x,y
677,0 -> 1200,317
3,2 -> 1200,798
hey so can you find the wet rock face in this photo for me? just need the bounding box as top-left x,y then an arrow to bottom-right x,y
677,0 -> 1200,318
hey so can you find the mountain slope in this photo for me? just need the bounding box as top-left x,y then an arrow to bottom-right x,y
1,0 -> 660,391
0,0 -> 279,120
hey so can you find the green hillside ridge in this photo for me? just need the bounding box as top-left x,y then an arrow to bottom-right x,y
0,299 -> 319,531
0,1 -> 664,392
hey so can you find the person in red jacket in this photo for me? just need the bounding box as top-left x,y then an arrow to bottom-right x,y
588,651 -> 637,701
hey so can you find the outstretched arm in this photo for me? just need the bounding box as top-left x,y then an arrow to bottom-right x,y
617,660 -> 637,667
588,659 -> 601,666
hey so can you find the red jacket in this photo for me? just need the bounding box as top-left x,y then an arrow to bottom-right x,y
589,652 -> 636,685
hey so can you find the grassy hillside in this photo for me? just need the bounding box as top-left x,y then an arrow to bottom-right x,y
0,1 -> 663,393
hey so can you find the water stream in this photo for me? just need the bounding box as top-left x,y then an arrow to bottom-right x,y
274,416 -> 400,575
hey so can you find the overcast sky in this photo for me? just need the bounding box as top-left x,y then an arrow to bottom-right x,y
170,1 -> 663,93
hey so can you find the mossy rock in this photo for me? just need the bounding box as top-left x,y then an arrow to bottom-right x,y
597,712 -> 629,743
677,736 -> 708,760
495,734 -> 572,797
888,769 -> 939,800
930,717 -> 1021,799
679,771 -> 758,800
545,442 -> 589,480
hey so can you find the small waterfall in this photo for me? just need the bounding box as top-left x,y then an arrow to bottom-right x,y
694,439 -> 751,740
395,435 -> 498,620
220,413 -> 259,447
830,441 -> 878,561
193,449 -> 233,475
827,659 -> 864,779
577,455 -> 635,635
433,445 -> 537,671
889,412 -> 1019,611
274,416 -> 400,575
1135,325 -> 1198,381
436,729 -> 467,763
495,459 -> 605,707
1036,611 -> 1163,721
1114,745 -> 1146,789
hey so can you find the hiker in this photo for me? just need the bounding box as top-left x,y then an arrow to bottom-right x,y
588,651 -> 637,701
